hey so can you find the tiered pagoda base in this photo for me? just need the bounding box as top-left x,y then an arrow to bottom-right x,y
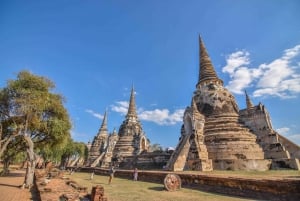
204,115 -> 271,170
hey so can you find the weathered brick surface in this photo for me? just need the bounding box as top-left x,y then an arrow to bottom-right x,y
35,169 -> 87,201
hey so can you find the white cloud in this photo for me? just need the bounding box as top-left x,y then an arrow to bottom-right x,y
111,101 -> 184,125
283,45 -> 300,59
222,45 -> 300,98
276,127 -> 300,145
85,109 -> 104,120
225,67 -> 255,94
276,127 -> 290,135
222,50 -> 262,94
222,50 -> 250,74
110,101 -> 129,115
139,109 -> 184,125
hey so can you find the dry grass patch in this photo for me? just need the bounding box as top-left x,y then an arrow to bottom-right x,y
68,172 -> 254,201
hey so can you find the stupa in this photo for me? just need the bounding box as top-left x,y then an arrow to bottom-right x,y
239,91 -> 300,169
87,110 -> 109,167
167,37 -> 272,171
112,86 -> 149,164
99,128 -> 119,168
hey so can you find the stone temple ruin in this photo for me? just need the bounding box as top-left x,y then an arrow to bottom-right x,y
87,87 -> 150,168
87,37 -> 300,171
112,86 -> 150,166
86,110 -> 119,168
166,36 -> 300,171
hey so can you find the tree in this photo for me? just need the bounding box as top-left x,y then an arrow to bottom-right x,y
0,70 -> 71,187
60,140 -> 87,169
0,135 -> 25,176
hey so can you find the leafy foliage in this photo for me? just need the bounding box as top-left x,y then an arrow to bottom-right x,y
60,140 -> 87,167
0,70 -> 72,162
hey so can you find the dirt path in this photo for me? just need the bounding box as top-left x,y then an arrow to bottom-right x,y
0,169 -> 38,201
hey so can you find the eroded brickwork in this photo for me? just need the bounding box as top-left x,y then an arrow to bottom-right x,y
168,37 -> 299,171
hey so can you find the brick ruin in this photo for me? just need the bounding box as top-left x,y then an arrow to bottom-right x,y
166,36 -> 300,171
87,111 -> 109,167
112,87 -> 149,164
239,92 -> 300,169
87,86 -> 151,169
86,37 -> 300,171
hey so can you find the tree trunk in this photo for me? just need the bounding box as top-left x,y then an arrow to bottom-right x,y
0,157 -> 11,176
60,154 -> 69,170
23,135 -> 36,188
0,135 -> 14,158
0,128 -> 21,158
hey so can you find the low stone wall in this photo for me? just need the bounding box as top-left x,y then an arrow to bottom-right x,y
79,167 -> 300,201
35,169 -> 88,201
118,152 -> 171,170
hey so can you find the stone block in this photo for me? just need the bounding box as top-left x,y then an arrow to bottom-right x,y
212,159 -> 272,171
271,159 -> 300,170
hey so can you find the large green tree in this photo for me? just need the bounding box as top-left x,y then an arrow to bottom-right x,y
0,70 -> 71,187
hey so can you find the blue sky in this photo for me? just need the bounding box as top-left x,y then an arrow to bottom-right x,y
1,0 -> 300,148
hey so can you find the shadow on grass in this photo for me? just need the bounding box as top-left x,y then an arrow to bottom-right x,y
148,186 -> 165,191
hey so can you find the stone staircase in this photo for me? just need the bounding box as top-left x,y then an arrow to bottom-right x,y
90,152 -> 105,167
113,136 -> 136,157
166,134 -> 191,171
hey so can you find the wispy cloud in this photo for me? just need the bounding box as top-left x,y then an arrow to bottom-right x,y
276,127 -> 300,145
222,45 -> 300,98
222,50 -> 250,74
110,101 -> 129,115
85,109 -> 104,120
111,101 -> 184,125
276,127 -> 290,135
139,109 -> 184,125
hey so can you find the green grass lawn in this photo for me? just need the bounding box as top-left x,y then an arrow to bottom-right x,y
68,172 -> 255,201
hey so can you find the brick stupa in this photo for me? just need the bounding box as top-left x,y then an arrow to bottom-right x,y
167,37 -> 271,171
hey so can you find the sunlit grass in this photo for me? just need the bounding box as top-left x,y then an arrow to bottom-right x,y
68,172 -> 254,201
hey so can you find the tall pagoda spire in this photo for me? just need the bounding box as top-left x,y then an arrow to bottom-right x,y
126,85 -> 138,119
197,35 -> 223,86
101,110 -> 108,130
191,97 -> 198,112
245,90 -> 254,109
97,110 -> 108,135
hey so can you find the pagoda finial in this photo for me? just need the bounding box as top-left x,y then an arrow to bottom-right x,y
126,85 -> 137,118
191,97 -> 198,112
197,35 -> 223,86
97,110 -> 108,136
101,110 -> 107,129
245,90 -> 254,109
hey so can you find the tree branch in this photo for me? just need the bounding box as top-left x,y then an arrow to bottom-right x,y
0,128 -> 22,158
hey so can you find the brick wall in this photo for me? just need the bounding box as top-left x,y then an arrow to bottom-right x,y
79,167 -> 300,200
